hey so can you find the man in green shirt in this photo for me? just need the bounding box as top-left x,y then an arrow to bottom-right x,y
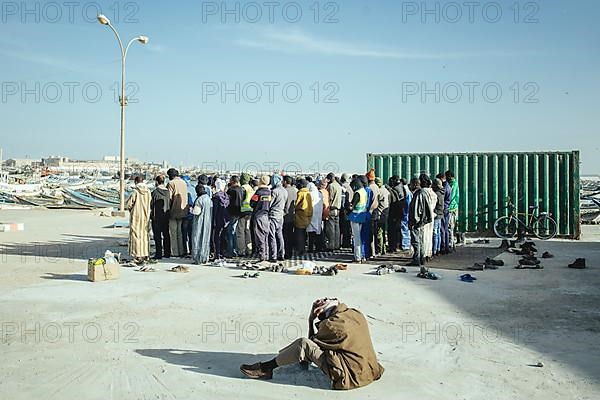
445,170 -> 460,250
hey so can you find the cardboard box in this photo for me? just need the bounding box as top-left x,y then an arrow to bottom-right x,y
87,259 -> 120,282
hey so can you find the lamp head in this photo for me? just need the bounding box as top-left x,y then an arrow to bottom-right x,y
97,14 -> 110,25
137,36 -> 149,45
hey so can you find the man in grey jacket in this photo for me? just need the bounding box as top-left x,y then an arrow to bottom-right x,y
268,174 -> 289,262
325,173 -> 342,250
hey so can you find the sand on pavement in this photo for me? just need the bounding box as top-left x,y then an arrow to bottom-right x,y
1,209 -> 599,400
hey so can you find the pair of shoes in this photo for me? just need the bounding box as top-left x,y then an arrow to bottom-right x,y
520,242 -> 538,253
519,258 -> 541,266
322,266 -> 338,276
212,259 -> 226,267
240,363 -> 273,380
376,265 -> 393,275
469,263 -> 486,271
460,273 -> 477,283
568,258 -> 586,269
417,271 -> 439,280
485,257 -> 504,267
242,272 -> 260,279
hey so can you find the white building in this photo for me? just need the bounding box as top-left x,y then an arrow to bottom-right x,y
5,158 -> 42,168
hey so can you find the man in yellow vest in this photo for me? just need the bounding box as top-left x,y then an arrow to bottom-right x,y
236,173 -> 255,257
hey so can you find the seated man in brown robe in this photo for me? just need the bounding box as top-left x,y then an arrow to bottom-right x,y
240,298 -> 384,390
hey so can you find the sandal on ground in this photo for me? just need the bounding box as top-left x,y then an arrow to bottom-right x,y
418,271 -> 439,280
136,266 -> 156,272
515,265 -> 544,270
485,258 -> 504,267
469,263 -> 486,271
170,265 -> 190,273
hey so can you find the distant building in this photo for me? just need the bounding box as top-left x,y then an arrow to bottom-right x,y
43,156 -> 119,173
5,158 -> 42,168
40,155 -> 163,174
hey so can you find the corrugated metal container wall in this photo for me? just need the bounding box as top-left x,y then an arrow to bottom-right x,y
367,151 -> 581,239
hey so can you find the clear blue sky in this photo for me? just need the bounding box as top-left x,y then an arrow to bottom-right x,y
1,0 -> 599,174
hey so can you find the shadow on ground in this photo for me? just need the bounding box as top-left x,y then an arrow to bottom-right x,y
41,272 -> 88,281
135,349 -> 330,389
0,233 -> 126,262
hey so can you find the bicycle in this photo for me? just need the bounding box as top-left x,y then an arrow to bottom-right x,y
493,198 -> 558,240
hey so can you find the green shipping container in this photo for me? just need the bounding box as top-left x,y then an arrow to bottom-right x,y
367,151 -> 581,239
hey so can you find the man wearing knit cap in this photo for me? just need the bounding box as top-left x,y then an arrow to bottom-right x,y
250,175 -> 272,262
268,174 -> 288,262
167,168 -> 188,257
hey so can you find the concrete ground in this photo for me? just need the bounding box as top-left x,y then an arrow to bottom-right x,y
0,209 -> 599,400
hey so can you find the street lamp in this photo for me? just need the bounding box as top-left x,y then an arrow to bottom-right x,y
97,14 -> 148,214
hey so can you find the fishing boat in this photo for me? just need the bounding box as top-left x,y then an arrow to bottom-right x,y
0,181 -> 42,196
0,192 -> 16,204
14,195 -> 63,207
63,188 -> 116,208
85,187 -> 122,204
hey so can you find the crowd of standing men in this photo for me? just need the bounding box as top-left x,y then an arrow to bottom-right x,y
125,168 -> 460,268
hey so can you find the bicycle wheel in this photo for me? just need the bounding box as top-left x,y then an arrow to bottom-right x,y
532,215 -> 557,240
493,216 -> 518,239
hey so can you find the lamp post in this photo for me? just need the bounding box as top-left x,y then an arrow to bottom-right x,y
97,14 -> 148,214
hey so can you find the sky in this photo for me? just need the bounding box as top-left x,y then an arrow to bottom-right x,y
0,0 -> 599,174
